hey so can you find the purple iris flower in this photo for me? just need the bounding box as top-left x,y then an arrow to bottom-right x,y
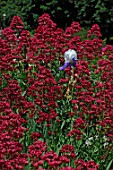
59,58 -> 77,70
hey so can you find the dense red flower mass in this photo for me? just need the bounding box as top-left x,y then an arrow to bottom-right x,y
0,13 -> 113,169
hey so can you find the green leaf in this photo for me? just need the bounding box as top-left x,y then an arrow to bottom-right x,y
106,159 -> 113,170
22,91 -> 26,96
57,7 -> 62,10
61,121 -> 65,129
40,5 -> 49,10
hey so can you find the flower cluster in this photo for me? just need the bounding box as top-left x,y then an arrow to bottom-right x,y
0,102 -> 28,169
0,13 -> 113,169
87,24 -> 102,38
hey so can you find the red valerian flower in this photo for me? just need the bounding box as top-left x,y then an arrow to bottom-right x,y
87,24 -> 102,38
75,159 -> 99,170
10,16 -> 24,29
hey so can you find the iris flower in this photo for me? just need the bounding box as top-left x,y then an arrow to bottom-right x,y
59,49 -> 78,70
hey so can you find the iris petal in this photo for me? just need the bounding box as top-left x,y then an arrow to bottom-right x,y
59,62 -> 70,70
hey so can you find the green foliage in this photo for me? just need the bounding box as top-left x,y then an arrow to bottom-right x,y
75,27 -> 89,40
0,0 -> 35,29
